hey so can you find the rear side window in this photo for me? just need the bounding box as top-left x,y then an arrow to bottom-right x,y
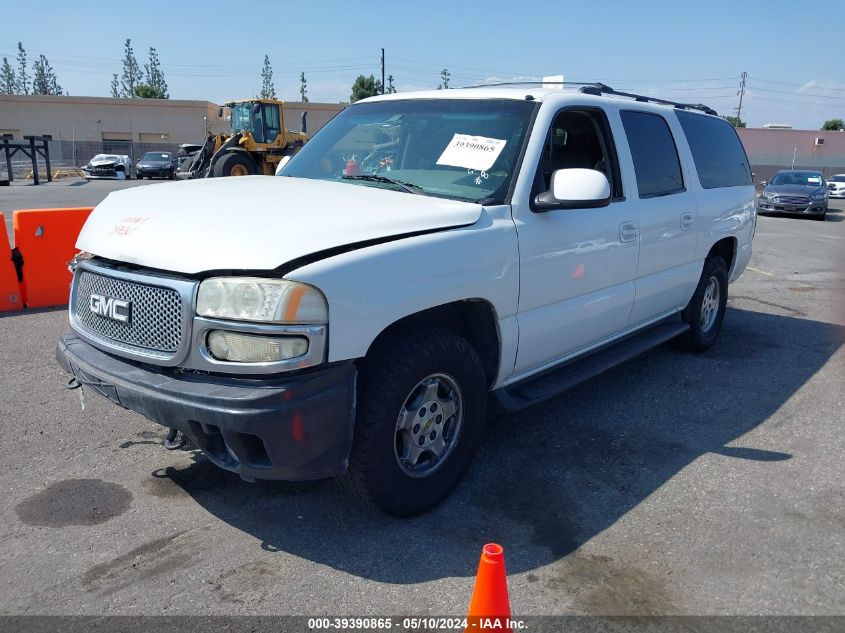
676,111 -> 752,189
620,111 -> 684,198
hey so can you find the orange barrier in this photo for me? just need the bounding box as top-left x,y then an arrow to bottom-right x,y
466,544 -> 511,631
13,207 -> 93,309
0,213 -> 23,311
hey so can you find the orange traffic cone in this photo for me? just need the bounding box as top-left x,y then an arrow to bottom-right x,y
466,543 -> 511,631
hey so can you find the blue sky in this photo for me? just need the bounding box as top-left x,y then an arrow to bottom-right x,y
2,0 -> 844,129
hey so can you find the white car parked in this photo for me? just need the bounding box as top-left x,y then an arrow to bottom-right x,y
828,174 -> 845,198
58,84 -> 755,516
81,154 -> 133,180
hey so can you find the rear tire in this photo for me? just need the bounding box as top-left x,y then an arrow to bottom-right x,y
340,328 -> 487,517
213,152 -> 259,177
677,255 -> 728,353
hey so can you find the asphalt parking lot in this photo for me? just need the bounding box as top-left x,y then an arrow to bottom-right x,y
0,180 -> 843,617
2,178 -> 153,243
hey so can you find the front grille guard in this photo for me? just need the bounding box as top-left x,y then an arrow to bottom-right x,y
69,260 -> 197,367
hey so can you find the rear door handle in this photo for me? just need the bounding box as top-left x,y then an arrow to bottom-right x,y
680,212 -> 695,230
619,221 -> 638,243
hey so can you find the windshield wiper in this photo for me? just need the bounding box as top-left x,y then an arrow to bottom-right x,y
342,174 -> 424,195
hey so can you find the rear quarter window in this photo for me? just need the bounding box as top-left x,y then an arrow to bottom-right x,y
676,111 -> 752,189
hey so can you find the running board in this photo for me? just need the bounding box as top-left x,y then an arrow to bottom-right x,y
494,319 -> 690,412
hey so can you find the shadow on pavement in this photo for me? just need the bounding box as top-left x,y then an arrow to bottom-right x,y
157,307 -> 843,582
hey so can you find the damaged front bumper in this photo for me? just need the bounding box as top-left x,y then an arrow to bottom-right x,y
57,333 -> 356,481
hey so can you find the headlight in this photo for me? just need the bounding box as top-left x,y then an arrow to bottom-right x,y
762,190 -> 775,199
197,277 -> 327,323
811,191 -> 827,200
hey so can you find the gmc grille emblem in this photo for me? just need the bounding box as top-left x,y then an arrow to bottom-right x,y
89,294 -> 132,323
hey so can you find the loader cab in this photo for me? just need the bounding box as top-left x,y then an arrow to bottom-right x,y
228,100 -> 282,146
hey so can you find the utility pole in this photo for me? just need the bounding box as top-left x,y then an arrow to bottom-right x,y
735,71 -> 747,126
380,48 -> 385,95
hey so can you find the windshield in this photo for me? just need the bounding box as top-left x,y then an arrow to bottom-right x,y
769,171 -> 824,186
141,152 -> 171,161
829,175 -> 845,182
278,99 -> 537,203
231,103 -> 254,133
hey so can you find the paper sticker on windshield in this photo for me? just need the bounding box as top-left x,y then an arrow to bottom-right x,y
807,177 -> 821,184
436,134 -> 507,172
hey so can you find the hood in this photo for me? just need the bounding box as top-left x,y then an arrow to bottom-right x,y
766,184 -> 825,196
77,176 -> 484,274
87,156 -> 126,167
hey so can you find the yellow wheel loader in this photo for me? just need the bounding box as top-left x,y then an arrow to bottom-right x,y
180,99 -> 308,179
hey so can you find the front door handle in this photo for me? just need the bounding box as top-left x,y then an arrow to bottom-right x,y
619,221 -> 638,243
680,212 -> 695,231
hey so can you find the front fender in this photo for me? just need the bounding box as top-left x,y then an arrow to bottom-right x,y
285,207 -> 519,383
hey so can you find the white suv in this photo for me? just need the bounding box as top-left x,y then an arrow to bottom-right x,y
58,84 -> 756,516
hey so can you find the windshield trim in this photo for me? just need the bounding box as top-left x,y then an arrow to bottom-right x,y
503,100 -> 541,205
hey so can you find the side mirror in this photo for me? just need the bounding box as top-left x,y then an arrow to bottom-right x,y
533,168 -> 611,212
275,155 -> 292,175
759,180 -> 767,187
253,103 -> 262,114
218,106 -> 224,118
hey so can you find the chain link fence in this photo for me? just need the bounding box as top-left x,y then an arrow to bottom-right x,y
3,139 -> 843,187
1,140 -> 182,179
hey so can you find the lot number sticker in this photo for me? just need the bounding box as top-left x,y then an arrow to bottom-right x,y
436,134 -> 507,172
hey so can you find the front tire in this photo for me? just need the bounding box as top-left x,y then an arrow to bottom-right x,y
678,255 -> 728,352
340,328 -> 487,517
213,152 -> 259,177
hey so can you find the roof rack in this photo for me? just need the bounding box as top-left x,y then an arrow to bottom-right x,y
578,82 -> 718,116
459,80 -> 718,116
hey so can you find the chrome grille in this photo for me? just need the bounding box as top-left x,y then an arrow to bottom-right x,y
775,196 -> 810,205
73,270 -> 183,354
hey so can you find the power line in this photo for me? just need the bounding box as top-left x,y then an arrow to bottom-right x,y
747,85 -> 844,100
753,77 -> 845,92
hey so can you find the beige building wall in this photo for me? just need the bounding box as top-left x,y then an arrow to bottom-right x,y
0,95 -> 344,145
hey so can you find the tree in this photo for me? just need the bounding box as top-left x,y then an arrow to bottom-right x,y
120,38 -> 142,98
142,47 -> 168,99
821,118 -> 844,131
16,42 -> 29,95
438,68 -> 450,90
133,84 -> 167,98
110,73 -> 120,98
350,74 -> 382,102
722,115 -> 746,128
259,55 -> 275,99
31,54 -> 62,95
299,71 -> 308,102
386,74 -> 396,94
0,57 -> 16,94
